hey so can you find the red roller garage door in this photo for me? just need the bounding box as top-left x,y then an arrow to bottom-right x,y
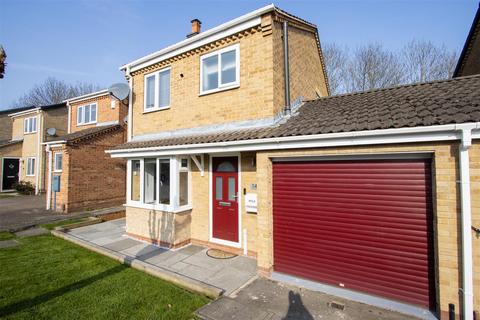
273,158 -> 435,310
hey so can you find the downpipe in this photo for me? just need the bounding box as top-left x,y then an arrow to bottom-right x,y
458,127 -> 474,320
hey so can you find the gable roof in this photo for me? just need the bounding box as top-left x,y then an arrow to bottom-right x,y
49,124 -> 123,146
111,74 -> 480,151
454,4 -> 480,77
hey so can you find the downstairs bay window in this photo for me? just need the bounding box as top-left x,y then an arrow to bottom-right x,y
127,157 -> 191,212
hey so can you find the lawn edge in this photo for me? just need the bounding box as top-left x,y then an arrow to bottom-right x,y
51,229 -> 223,299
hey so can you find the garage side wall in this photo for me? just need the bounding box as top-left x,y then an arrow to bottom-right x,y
256,141 -> 478,318
51,130 -> 126,213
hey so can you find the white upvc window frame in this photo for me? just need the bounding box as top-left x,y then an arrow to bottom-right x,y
199,43 -> 240,96
126,156 -> 192,212
23,116 -> 37,134
53,152 -> 63,172
26,157 -> 36,176
143,67 -> 171,113
77,103 -> 97,126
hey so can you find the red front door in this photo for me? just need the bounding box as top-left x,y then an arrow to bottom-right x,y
212,156 -> 239,243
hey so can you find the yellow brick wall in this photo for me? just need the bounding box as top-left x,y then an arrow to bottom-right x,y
130,26 -> 275,136
255,141 -> 478,318
0,142 -> 22,158
129,13 -> 329,137
70,94 -> 127,133
272,20 -> 328,114
126,206 -> 191,247
0,113 -> 13,141
44,106 -> 68,141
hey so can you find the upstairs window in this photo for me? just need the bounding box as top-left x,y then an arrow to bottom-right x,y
200,44 -> 239,95
77,103 -> 97,125
24,117 -> 37,134
144,67 -> 171,112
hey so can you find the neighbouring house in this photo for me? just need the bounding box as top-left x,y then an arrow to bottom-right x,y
43,89 -> 128,213
454,4 -> 480,77
0,103 -> 67,193
106,5 -> 479,319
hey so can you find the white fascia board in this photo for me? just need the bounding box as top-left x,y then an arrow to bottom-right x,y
106,122 -> 480,158
120,4 -> 274,73
64,89 -> 109,104
42,140 -> 66,145
8,107 -> 40,118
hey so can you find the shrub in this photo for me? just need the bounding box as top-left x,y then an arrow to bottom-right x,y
12,180 -> 35,195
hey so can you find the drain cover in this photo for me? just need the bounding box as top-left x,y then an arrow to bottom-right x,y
206,249 -> 237,259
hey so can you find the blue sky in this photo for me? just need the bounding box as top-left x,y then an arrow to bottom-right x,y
0,0 -> 478,110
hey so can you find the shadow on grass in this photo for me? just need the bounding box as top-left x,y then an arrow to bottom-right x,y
0,265 -> 126,317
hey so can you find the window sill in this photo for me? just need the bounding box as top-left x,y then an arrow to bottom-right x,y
77,122 -> 97,127
53,170 -> 62,173
143,106 -> 170,114
23,132 -> 37,135
125,202 -> 192,214
199,83 -> 240,97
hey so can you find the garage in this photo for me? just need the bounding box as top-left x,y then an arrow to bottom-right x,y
272,157 -> 436,310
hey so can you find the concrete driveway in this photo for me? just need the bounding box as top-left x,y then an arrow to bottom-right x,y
197,278 -> 420,320
0,194 -> 65,231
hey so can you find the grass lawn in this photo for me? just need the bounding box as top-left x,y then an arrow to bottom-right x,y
0,234 -> 209,319
0,231 -> 15,241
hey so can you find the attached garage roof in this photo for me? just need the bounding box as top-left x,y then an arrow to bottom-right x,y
0,139 -> 22,148
113,74 -> 480,151
52,124 -> 123,145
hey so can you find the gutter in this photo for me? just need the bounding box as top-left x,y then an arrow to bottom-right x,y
64,89 -> 109,104
8,107 -> 40,118
458,125 -> 475,320
283,21 -> 291,113
46,144 -> 52,210
126,66 -> 133,142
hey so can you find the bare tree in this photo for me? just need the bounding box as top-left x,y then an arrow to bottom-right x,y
322,43 -> 349,95
14,77 -> 101,107
345,43 -> 404,93
0,45 -> 6,79
402,39 -> 458,83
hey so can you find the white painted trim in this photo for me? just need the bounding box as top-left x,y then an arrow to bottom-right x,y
46,146 -> 52,209
0,157 -> 21,193
209,153 -> 242,249
459,127 -> 474,320
271,152 -> 434,162
199,44 -> 240,95
64,89 -> 109,104
107,123 -> 480,158
8,107 -> 39,118
35,112 -> 42,195
67,103 -> 71,134
143,67 -> 171,113
127,67 -> 133,142
42,142 -> 66,146
120,5 -> 273,72
190,154 -> 204,177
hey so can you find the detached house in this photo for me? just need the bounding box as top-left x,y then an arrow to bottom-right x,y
0,103 -> 67,193
107,5 -> 479,319
44,90 -> 128,212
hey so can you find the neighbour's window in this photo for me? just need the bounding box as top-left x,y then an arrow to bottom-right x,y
77,103 -> 97,125
24,117 -> 37,134
131,160 -> 140,201
144,68 -> 171,112
54,153 -> 63,172
200,44 -> 239,94
26,157 -> 36,176
179,158 -> 189,206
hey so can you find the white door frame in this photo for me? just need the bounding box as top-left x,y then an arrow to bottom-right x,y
209,153 -> 242,248
1,157 -> 21,192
